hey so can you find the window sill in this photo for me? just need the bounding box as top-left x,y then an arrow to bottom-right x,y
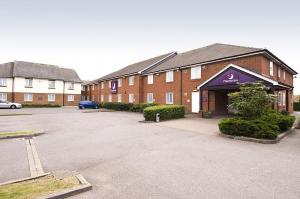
48,88 -> 56,89
68,88 -> 75,90
25,86 -> 33,88
0,85 -> 7,87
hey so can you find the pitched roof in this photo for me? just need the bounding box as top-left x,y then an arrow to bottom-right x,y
97,52 -> 176,81
144,43 -> 263,73
0,61 -> 82,83
0,62 -> 14,78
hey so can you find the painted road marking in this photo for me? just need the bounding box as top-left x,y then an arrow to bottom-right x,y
25,138 -> 44,177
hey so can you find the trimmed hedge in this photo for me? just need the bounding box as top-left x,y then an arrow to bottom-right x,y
100,102 -> 133,111
219,111 -> 295,140
130,103 -> 158,113
294,102 -> 300,111
143,105 -> 185,121
22,104 -> 61,108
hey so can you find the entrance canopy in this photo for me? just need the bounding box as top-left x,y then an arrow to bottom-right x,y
197,64 -> 290,90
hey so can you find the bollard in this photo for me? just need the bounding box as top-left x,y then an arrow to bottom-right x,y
156,113 -> 160,123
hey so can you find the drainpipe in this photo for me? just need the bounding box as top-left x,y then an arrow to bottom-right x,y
180,68 -> 183,105
62,81 -> 65,106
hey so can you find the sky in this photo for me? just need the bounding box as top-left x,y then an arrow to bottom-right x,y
0,0 -> 299,94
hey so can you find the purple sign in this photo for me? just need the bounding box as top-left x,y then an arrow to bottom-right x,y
111,80 -> 118,94
221,72 -> 239,84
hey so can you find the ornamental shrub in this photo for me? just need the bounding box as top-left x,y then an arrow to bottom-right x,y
22,103 -> 61,108
129,103 -> 158,113
143,105 -> 185,121
100,102 -> 133,111
260,111 -> 295,132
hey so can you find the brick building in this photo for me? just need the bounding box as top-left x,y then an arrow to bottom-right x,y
0,61 -> 82,106
83,43 -> 297,115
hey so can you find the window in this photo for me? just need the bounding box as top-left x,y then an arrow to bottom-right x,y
166,71 -> 174,82
278,91 -> 282,106
283,70 -> 286,80
48,94 -> 55,102
118,79 -> 122,87
92,95 -> 95,101
129,76 -> 135,86
191,66 -> 201,79
87,86 -> 89,91
108,94 -> 112,102
166,92 -> 173,104
282,91 -> 286,106
109,81 -> 111,88
0,78 -> 7,87
101,95 -> 104,102
117,94 -> 122,102
92,85 -> 94,91
270,61 -> 274,76
81,85 -> 85,91
101,82 -> 104,89
48,80 -> 55,89
147,74 -> 153,84
24,93 -> 33,102
25,78 -> 33,88
68,82 -> 74,90
147,93 -> 153,103
0,93 -> 7,101
128,94 -> 134,103
68,95 -> 75,102
278,67 -> 281,78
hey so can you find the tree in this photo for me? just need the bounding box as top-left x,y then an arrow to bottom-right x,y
228,82 -> 275,119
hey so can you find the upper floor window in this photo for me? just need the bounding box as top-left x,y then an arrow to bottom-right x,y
147,74 -> 153,84
278,67 -> 281,78
191,66 -> 201,79
166,92 -> 173,104
92,85 -> 94,91
25,78 -> 33,88
101,82 -> 104,89
269,61 -> 274,76
0,78 -> 7,87
118,79 -> 122,87
81,85 -> 85,91
147,93 -> 153,103
48,94 -> 55,102
166,71 -> 174,82
109,80 -> 112,88
68,82 -> 74,90
129,76 -> 135,86
48,80 -> 55,89
283,70 -> 286,80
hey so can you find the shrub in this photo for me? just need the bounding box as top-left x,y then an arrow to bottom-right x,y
260,111 -> 295,132
22,104 -> 61,108
294,102 -> 300,111
129,103 -> 158,113
100,102 -> 133,111
144,105 -> 185,121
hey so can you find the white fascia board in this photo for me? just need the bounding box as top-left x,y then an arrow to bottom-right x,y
197,64 -> 278,90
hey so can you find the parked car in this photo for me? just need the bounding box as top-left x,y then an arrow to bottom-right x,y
78,101 -> 99,109
0,100 -> 22,109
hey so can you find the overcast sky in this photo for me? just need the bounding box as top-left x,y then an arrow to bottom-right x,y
0,0 -> 299,94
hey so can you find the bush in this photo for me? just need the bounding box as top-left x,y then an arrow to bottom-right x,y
100,102 -> 133,111
144,105 -> 185,121
129,103 -> 158,113
260,111 -> 295,132
22,104 -> 61,108
294,102 -> 300,111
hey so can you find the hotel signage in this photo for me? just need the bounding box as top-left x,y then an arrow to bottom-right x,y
221,71 -> 239,84
111,80 -> 118,94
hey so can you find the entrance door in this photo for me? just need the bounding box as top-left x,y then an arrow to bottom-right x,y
192,92 -> 200,113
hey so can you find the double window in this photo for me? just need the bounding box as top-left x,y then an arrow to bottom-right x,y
166,92 -> 173,104
0,93 -> 7,101
129,76 -> 135,86
191,66 -> 201,79
128,93 -> 134,103
48,94 -> 55,102
166,71 -> 173,82
0,78 -> 7,87
147,75 -> 153,84
147,93 -> 153,103
68,95 -> 75,102
25,78 -> 33,88
277,91 -> 286,106
48,80 -> 55,89
24,93 -> 33,102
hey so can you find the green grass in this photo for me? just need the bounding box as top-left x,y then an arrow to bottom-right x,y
0,130 -> 34,137
0,175 -> 79,199
0,113 -> 32,116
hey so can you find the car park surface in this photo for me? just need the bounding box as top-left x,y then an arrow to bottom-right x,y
0,108 -> 299,199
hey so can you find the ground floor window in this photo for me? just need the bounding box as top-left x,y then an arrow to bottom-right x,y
129,94 -> 134,103
101,95 -> 104,102
108,94 -> 112,102
68,95 -> 74,102
0,93 -> 7,101
92,95 -> 95,101
24,93 -> 33,102
117,94 -> 122,102
48,94 -> 55,102
147,93 -> 153,103
81,96 -> 85,101
166,92 -> 173,104
277,91 -> 286,106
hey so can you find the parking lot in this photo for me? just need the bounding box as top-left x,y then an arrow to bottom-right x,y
0,108 -> 300,199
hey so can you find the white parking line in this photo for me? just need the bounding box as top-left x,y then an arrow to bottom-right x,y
25,138 -> 44,177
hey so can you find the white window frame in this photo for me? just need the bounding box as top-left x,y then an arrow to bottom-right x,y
129,76 -> 135,86
48,94 -> 55,102
147,93 -> 154,103
128,93 -> 134,103
117,94 -> 122,102
109,81 -> 111,88
100,95 -> 104,102
48,80 -> 55,89
147,74 -> 153,84
67,95 -> 75,102
283,70 -> 286,80
92,85 -> 94,91
0,93 -> 7,101
166,71 -> 174,82
278,67 -> 281,78
278,91 -> 282,106
24,93 -> 33,102
191,66 -> 201,79
282,91 -> 286,106
101,82 -> 104,89
270,61 -> 274,76
118,79 -> 122,87
0,78 -> 7,87
166,92 -> 173,104
25,78 -> 33,88
108,94 -> 112,102
68,82 -> 74,90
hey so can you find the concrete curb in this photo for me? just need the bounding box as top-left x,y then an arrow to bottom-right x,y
0,173 -> 50,186
81,110 -> 100,113
0,113 -> 32,116
0,130 -> 46,140
138,120 -> 156,123
220,127 -> 295,144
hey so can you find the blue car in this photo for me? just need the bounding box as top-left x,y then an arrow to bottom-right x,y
78,101 -> 99,109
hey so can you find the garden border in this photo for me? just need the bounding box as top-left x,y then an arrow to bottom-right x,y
0,130 -> 45,140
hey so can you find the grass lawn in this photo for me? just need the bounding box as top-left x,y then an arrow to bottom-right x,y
0,175 -> 79,199
0,130 -> 34,138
